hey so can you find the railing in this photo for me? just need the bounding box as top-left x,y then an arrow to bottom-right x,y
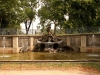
65,26 -> 100,34
0,26 -> 100,35
0,28 -> 36,35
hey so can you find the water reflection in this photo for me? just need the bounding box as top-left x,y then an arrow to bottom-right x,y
87,54 -> 100,57
0,52 -> 100,60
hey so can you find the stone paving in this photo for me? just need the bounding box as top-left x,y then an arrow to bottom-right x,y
0,70 -> 100,75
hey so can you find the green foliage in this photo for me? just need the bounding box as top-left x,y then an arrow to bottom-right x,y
38,0 -> 100,34
38,0 -> 67,34
66,0 -> 100,34
0,0 -> 37,33
20,0 -> 37,34
25,8 -> 35,20
69,1 -> 96,27
0,0 -> 24,28
1,0 -> 100,34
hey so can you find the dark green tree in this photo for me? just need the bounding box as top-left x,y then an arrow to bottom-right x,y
38,0 -> 67,34
20,0 -> 38,34
67,0 -> 100,33
0,0 -> 38,34
0,0 -> 25,28
38,0 -> 100,34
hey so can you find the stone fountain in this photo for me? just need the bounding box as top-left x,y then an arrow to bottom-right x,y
32,24 -> 74,52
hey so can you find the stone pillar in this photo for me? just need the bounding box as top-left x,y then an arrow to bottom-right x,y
81,36 -> 86,52
29,37 -> 34,51
13,37 -> 18,53
66,36 -> 70,46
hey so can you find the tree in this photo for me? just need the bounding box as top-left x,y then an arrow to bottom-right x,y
38,0 -> 68,34
0,0 -> 25,28
67,0 -> 100,33
20,0 -> 38,34
24,8 -> 35,34
94,0 -> 100,26
0,0 -> 39,34
38,0 -> 100,34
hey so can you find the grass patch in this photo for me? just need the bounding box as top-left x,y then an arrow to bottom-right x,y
0,62 -> 100,73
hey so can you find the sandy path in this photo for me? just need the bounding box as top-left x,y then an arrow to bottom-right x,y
0,70 -> 100,75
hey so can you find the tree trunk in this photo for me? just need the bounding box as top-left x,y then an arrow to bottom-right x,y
25,20 -> 32,34
25,20 -> 28,34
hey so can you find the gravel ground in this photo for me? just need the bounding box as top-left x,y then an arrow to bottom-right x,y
0,70 -> 100,75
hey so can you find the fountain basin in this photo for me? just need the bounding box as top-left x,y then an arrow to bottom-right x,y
32,40 -> 62,52
0,48 -> 12,53
37,40 -> 62,48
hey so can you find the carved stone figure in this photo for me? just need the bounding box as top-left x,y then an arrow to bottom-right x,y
32,24 -> 74,52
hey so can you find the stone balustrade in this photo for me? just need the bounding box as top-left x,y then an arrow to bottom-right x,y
0,33 -> 100,53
